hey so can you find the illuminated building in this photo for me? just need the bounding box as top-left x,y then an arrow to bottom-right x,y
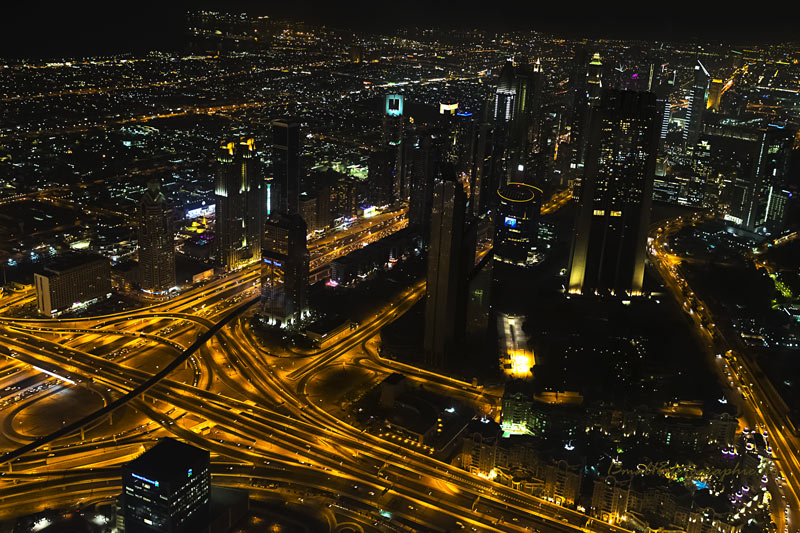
271,118 -> 301,215
701,118 -> 795,233
439,102 -> 459,115
261,213 -> 309,327
299,192 -> 317,233
34,254 -> 112,317
567,89 -> 659,297
507,60 -> 545,183
587,53 -> 603,100
494,183 -> 541,268
383,94 -> 404,146
707,79 -> 723,112
122,438 -> 210,533
214,138 -> 265,271
501,385 -> 533,435
382,95 -> 405,202
493,60 -> 517,123
574,52 -> 603,169
137,178 -> 175,294
590,477 -> 631,524
684,61 -> 709,149
761,187 -> 792,234
424,167 -> 474,369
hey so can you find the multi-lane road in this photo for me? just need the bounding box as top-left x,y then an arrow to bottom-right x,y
649,214 -> 800,533
0,191 -> 642,532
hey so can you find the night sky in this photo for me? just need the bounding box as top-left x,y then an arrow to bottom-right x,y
2,3 -> 798,58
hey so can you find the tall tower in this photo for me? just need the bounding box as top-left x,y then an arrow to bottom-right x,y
407,129 -> 443,238
137,178 -> 175,293
381,94 -> 405,203
707,79 -> 724,112
494,60 -> 517,123
215,138 -> 265,271
271,118 -> 301,215
261,213 -> 309,327
424,167 -> 472,369
567,89 -> 659,297
567,46 -> 590,170
685,61 -> 709,149
494,183 -> 541,268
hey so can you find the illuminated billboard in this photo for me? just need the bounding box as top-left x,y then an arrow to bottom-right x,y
385,94 -> 403,117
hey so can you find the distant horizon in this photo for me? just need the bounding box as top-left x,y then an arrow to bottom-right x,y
2,5 -> 798,59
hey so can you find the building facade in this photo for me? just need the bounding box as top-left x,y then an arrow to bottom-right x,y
34,254 -> 112,316
137,178 -> 176,294
261,213 -> 309,327
494,182 -> 542,268
214,138 -> 265,271
567,89 -> 659,297
271,118 -> 301,215
424,170 -> 472,369
122,438 -> 210,533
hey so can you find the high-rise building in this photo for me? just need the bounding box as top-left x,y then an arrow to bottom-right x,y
685,61 -> 709,149
122,438 -> 210,533
567,89 -> 659,297
700,118 -> 795,233
494,183 -> 542,268
382,94 -> 404,144
493,60 -> 517,123
424,167 -> 474,369
707,79 -> 724,112
137,178 -> 176,294
407,129 -> 443,237
508,61 -> 545,183
567,46 -> 590,170
381,94 -> 405,202
215,138 -> 265,271
368,147 -> 396,207
261,213 -> 309,327
271,118 -> 301,215
299,192 -> 317,233
34,254 -> 112,317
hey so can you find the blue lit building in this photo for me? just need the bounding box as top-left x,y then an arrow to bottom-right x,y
122,438 -> 211,533
494,183 -> 541,268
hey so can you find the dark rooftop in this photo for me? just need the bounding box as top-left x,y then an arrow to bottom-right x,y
126,437 -> 209,480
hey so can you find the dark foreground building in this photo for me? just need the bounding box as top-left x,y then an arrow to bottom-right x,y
122,438 -> 211,533
567,89 -> 659,297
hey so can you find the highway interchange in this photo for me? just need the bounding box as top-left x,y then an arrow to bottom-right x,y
0,195 -> 795,532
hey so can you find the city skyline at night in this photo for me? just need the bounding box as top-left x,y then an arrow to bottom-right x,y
0,7 -> 798,533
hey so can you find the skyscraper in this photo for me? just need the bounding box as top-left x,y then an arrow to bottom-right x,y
407,129 -> 443,238
567,89 -> 659,297
707,79 -> 724,112
122,438 -> 210,533
685,61 -> 709,149
494,183 -> 542,268
493,60 -> 517,124
215,138 -> 265,271
424,166 -> 473,369
261,213 -> 309,327
382,94 -> 405,203
137,178 -> 175,294
271,118 -> 301,215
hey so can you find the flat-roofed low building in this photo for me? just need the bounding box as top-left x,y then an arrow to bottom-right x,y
34,254 -> 112,316
122,438 -> 211,533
